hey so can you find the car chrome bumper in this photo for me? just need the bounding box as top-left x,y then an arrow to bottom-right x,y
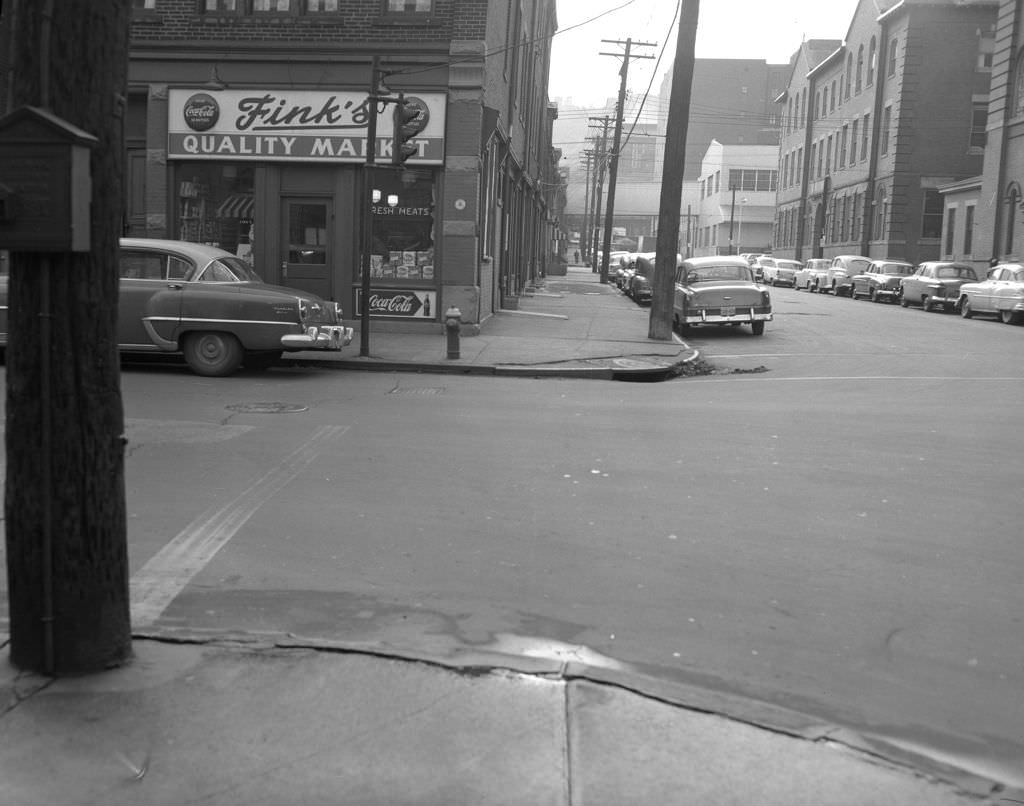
281,325 -> 354,351
686,309 -> 773,325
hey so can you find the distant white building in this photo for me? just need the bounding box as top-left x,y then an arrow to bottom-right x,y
694,141 -> 779,256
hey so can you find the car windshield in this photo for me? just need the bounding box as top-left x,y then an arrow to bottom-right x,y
777,261 -> 801,270
878,263 -> 914,275
686,265 -> 753,283
936,266 -> 977,279
192,257 -> 264,283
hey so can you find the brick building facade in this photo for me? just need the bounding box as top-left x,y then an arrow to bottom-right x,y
773,0 -> 997,265
0,0 -> 561,330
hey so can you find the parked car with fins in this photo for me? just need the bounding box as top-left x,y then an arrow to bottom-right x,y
850,259 -> 915,303
794,258 -> 830,291
958,263 -> 1024,324
899,261 -> 978,312
823,254 -> 872,296
760,257 -> 803,287
626,252 -> 664,304
673,255 -> 772,336
0,238 -> 354,377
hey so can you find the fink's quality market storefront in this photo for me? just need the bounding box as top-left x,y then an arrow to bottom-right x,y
165,88 -> 446,323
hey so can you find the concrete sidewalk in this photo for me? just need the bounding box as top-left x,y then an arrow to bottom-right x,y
280,265 -> 699,381
0,637 -> 1003,805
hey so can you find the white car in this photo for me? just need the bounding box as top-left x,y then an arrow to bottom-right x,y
761,258 -> 803,287
958,263 -> 1024,324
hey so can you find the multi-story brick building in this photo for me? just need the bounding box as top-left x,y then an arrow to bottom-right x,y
773,0 -> 997,265
76,0 -> 560,331
968,0 -> 1024,265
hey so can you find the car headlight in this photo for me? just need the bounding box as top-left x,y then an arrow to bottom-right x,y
298,298 -> 310,323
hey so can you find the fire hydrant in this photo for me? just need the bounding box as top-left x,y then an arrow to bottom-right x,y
444,306 -> 462,359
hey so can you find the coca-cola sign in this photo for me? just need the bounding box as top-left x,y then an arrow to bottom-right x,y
357,289 -> 435,319
183,93 -> 220,132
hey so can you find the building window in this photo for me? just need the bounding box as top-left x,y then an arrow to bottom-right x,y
830,80 -> 836,112
817,141 -> 824,178
856,45 -> 864,93
868,37 -> 877,86
978,33 -> 995,71
385,0 -> 432,11
964,205 -> 975,255
846,54 -> 852,99
840,126 -> 848,169
133,0 -> 157,8
253,0 -> 293,12
1014,51 -> 1024,118
888,37 -> 898,77
796,147 -> 803,184
205,0 -> 242,11
922,190 -> 944,239
970,103 -> 988,149
852,192 -> 861,241
850,120 -> 858,165
1004,185 -> 1019,254
306,0 -> 339,9
880,106 -> 891,155
826,135 -> 833,175
874,185 -> 887,240
861,113 -> 870,161
945,207 -> 957,254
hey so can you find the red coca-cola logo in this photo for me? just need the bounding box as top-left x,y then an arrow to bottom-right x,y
183,93 -> 220,132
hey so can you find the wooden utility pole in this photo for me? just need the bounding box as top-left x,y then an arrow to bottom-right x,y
598,38 -> 655,284
4,0 -> 133,674
580,149 -> 595,261
588,116 -> 611,271
649,0 -> 700,340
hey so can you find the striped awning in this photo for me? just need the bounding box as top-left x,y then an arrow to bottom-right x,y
216,193 -> 254,219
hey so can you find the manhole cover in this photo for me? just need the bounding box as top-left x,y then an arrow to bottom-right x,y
225,402 -> 309,413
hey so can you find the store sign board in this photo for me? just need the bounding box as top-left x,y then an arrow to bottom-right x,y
167,89 -> 446,164
356,288 -> 436,319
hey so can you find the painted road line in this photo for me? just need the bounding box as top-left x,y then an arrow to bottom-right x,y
130,424 -> 349,628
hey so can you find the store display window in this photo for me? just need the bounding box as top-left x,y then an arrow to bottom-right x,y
174,163 -> 256,264
362,168 -> 435,283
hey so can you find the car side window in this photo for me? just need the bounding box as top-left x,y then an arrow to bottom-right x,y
120,251 -> 164,280
167,256 -> 191,281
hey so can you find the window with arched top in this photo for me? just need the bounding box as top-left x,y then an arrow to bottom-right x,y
845,54 -> 853,99
1013,49 -> 1024,118
1005,184 -> 1020,255
868,37 -> 877,86
874,185 -> 887,240
856,45 -> 864,93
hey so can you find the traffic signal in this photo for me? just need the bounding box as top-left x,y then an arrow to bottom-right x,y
392,94 -> 421,166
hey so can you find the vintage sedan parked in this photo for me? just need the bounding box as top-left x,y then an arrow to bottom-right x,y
760,258 -> 803,287
0,238 -> 354,376
794,258 -> 830,291
850,259 -> 915,302
958,263 -> 1024,324
673,255 -> 772,336
626,252 -> 660,304
900,261 -> 978,312
823,255 -> 872,296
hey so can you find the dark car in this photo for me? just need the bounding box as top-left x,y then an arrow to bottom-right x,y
850,260 -> 915,303
673,255 -> 772,336
626,253 -> 656,304
0,238 -> 353,377
899,262 -> 978,312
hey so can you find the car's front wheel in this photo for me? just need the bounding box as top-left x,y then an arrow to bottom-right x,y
959,297 -> 973,319
1000,309 -> 1020,325
183,332 -> 244,377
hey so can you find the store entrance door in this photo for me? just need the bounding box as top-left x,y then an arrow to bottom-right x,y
280,197 -> 333,300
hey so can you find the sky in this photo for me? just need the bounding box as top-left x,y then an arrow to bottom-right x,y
550,0 -> 863,109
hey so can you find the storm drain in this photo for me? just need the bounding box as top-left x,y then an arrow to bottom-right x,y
225,402 -> 309,414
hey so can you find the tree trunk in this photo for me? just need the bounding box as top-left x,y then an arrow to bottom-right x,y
4,1 -> 131,674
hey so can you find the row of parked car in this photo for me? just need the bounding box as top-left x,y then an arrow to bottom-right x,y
783,254 -> 1024,323
609,249 -> 1024,330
